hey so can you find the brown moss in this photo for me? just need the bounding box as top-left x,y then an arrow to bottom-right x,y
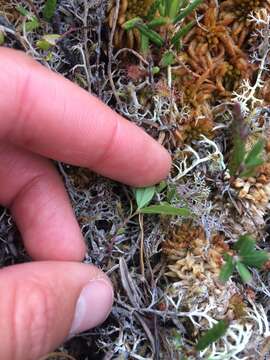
228,294 -> 247,320
174,118 -> 215,145
163,222 -> 229,279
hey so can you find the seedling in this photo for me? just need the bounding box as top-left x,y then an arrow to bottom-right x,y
133,184 -> 191,216
219,235 -> 269,284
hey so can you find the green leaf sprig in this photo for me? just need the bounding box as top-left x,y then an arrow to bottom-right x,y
139,203 -> 190,216
16,5 -> 40,32
134,186 -> 156,209
196,320 -> 229,351
36,34 -> 61,50
43,0 -> 57,22
219,235 -> 269,284
133,183 -> 190,216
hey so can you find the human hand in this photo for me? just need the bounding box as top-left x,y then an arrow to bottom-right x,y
0,48 -> 171,360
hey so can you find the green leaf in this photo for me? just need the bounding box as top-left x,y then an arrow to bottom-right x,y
168,0 -> 181,19
43,0 -> 57,22
244,139 -> 265,166
241,251 -> 269,269
123,17 -> 142,30
134,186 -> 156,209
236,261 -> 252,283
228,104 -> 249,176
239,138 -> 265,178
158,2 -> 165,17
151,66 -> 160,74
16,5 -> 40,32
233,235 -> 255,256
36,34 -> 61,50
219,255 -> 234,283
156,180 -> 167,193
166,185 -> 178,203
140,33 -> 150,55
239,164 -> 263,178
123,17 -> 165,47
164,0 -> 171,17
116,227 -> 125,236
25,17 -> 40,32
148,17 -> 169,28
16,5 -> 29,17
147,0 -> 162,20
139,203 -> 191,216
160,51 -> 175,67
196,320 -> 229,351
244,157 -> 264,168
229,134 -> 246,176
173,0 -> 203,24
136,23 -> 164,47
172,20 -> 196,46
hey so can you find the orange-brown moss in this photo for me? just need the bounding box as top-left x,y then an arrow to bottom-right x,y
163,222 -> 230,279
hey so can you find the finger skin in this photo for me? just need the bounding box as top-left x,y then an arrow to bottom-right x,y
0,143 -> 86,260
0,48 -> 171,186
0,262 -> 113,360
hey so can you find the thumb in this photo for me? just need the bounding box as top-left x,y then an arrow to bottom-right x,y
0,261 -> 114,360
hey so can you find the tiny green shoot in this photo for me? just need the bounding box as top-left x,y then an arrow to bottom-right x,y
196,320 -> 229,351
36,34 -> 61,50
139,203 -> 190,216
160,51 -> 175,67
133,184 -> 191,217
219,253 -> 234,283
43,0 -> 57,22
16,5 -> 40,32
219,235 -> 269,284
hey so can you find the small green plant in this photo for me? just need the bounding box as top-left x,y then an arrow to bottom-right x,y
229,104 -> 265,178
43,0 -> 58,22
219,235 -> 269,284
133,183 -> 191,216
123,0 -> 202,54
196,320 -> 230,351
16,5 -> 40,32
36,34 -> 61,51
134,186 -> 156,209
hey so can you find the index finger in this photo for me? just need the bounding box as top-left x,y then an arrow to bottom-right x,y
0,48 -> 171,186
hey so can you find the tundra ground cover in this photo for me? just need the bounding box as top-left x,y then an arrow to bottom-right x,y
1,0 -> 270,359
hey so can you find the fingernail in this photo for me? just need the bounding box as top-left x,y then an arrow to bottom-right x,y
69,279 -> 114,337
